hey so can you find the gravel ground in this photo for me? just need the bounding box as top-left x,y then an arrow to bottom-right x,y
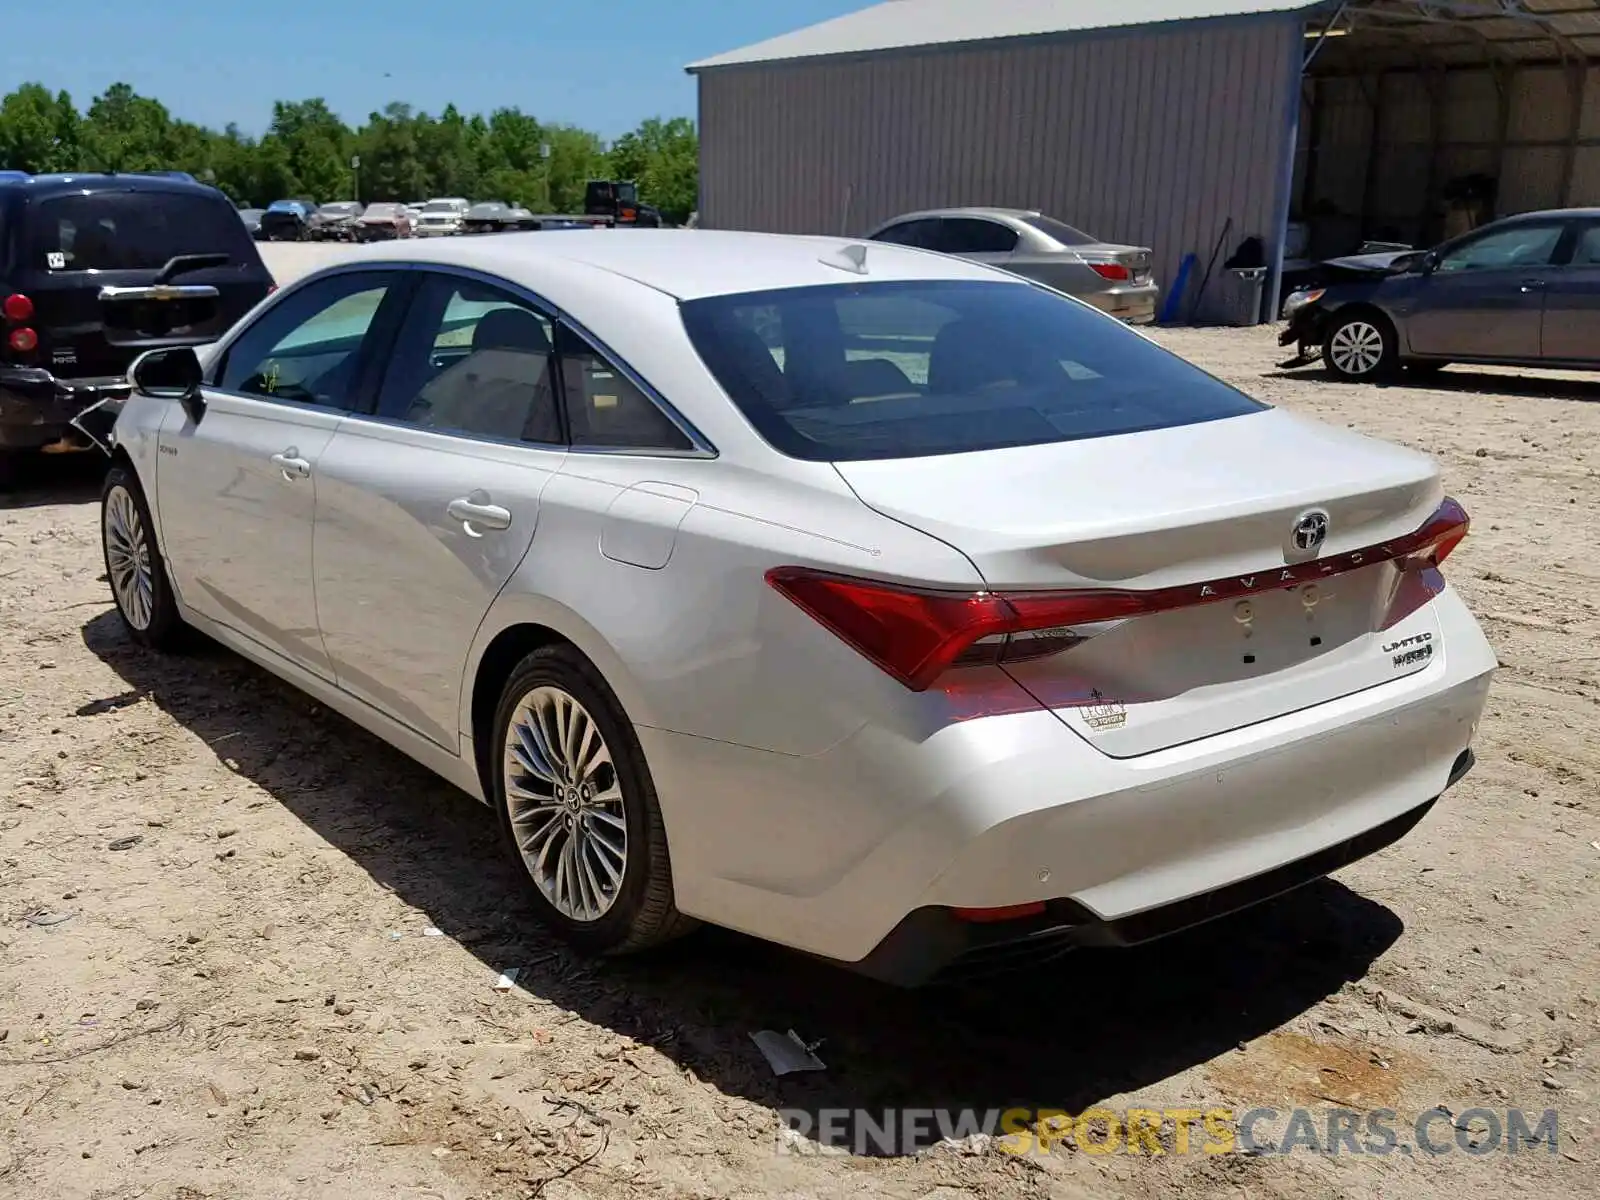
0,242 -> 1595,1199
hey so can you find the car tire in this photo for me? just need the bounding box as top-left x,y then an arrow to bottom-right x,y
491,644 -> 696,956
101,464 -> 186,651
1323,311 -> 1399,382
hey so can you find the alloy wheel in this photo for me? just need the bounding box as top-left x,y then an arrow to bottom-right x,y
502,685 -> 628,922
104,485 -> 155,631
1329,320 -> 1386,377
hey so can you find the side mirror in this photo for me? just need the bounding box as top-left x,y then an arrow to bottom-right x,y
130,346 -> 205,423
1419,250 -> 1441,275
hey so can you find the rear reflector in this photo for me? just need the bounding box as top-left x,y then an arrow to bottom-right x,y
2,293 -> 32,323
952,902 -> 1046,923
8,327 -> 38,353
1087,262 -> 1131,282
767,497 -> 1470,691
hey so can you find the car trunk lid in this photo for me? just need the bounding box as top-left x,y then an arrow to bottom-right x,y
1073,243 -> 1154,286
831,408 -> 1453,756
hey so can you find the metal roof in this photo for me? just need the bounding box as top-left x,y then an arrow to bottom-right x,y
687,0 -> 1600,71
686,0 -> 1325,70
1322,1 -> 1600,68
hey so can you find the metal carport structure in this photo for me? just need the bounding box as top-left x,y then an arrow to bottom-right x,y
689,1 -> 1600,323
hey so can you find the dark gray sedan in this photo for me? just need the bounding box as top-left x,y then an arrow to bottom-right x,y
865,207 -> 1158,324
1283,208 -> 1600,382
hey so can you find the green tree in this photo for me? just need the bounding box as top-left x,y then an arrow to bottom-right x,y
0,84 -> 81,174
0,82 -> 697,220
82,82 -> 176,172
607,116 -> 698,223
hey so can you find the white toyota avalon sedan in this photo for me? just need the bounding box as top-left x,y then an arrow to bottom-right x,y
100,231 -> 1495,985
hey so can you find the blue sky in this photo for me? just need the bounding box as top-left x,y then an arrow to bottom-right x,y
2,1 -> 864,140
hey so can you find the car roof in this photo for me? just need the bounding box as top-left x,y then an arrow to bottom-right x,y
0,172 -> 228,201
1498,207 -> 1600,222
321,229 -> 1012,300
873,206 -> 1046,226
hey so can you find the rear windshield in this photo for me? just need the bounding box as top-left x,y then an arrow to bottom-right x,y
679,280 -> 1266,462
1021,215 -> 1096,246
30,191 -> 248,272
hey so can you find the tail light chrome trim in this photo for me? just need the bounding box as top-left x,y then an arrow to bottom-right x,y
767,497 -> 1470,691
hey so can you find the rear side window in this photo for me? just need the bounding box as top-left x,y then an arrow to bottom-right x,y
680,280 -> 1266,462
29,191 -> 250,272
938,218 -> 1018,255
557,323 -> 695,453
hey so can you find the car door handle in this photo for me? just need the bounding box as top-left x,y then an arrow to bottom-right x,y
447,494 -> 512,536
1521,279 -> 1547,292
270,450 -> 311,480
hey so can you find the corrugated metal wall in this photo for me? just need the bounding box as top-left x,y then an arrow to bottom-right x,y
1299,64 -> 1600,256
695,16 -> 1302,311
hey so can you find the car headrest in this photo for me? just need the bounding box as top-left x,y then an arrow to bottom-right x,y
472,307 -> 551,355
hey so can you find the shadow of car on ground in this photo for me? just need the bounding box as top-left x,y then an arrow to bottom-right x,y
82,609 -> 1404,1150
0,451 -> 107,510
1268,362 -> 1600,402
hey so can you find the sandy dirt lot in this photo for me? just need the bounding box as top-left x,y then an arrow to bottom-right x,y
1,241 -> 1596,1199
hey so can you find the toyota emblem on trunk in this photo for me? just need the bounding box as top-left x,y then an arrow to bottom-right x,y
1291,509 -> 1330,553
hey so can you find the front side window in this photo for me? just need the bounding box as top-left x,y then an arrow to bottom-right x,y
374,274 -> 560,444
1438,223 -> 1565,273
556,324 -> 694,452
216,270 -> 400,409
680,279 -> 1266,463
871,220 -> 940,249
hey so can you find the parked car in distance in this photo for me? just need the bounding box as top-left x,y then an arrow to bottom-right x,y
1281,208 -> 1600,382
866,207 -> 1159,324
310,201 -> 365,242
1,171 -> 273,474
258,199 -> 316,241
100,231 -> 1493,985
416,198 -> 470,237
237,207 -> 265,239
461,202 -> 516,235
357,202 -> 413,241
584,180 -> 662,227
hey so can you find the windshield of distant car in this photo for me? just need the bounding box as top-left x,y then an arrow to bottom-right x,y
320,202 -> 361,217
423,201 -> 459,214
680,280 -> 1266,462
1019,214 -> 1097,247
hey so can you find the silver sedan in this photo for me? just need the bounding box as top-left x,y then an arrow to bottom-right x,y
865,206 -> 1159,323
99,231 -> 1491,985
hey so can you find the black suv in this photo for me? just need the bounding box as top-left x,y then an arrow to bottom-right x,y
1,172 -> 273,469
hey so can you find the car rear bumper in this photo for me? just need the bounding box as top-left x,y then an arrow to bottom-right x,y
640,585 -> 1495,984
0,367 -> 129,450
1084,282 -> 1159,324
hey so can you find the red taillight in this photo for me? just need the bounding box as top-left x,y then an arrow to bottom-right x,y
2,293 -> 33,322
767,497 -> 1470,692
1087,262 -> 1131,282
621,207 -> 636,221
8,327 -> 38,353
